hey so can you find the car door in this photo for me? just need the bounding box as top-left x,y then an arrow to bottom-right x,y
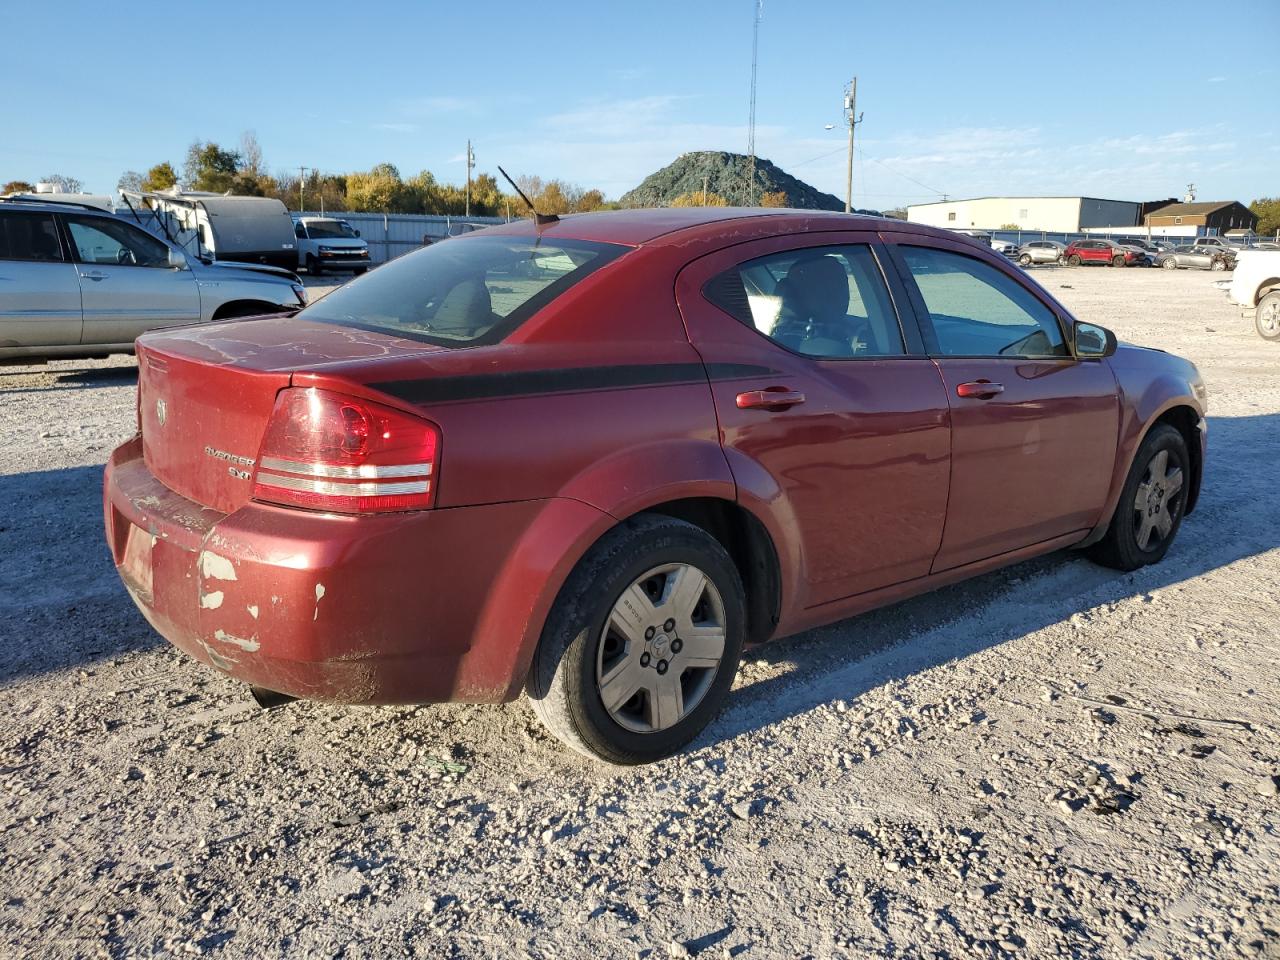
61,214 -> 200,345
676,233 -> 951,607
886,237 -> 1119,571
0,210 -> 82,347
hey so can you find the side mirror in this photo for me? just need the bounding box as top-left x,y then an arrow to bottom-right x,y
353,229 -> 361,238
168,248 -> 188,270
1075,321 -> 1116,359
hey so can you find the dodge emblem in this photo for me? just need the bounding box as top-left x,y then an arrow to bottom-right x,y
155,398 -> 167,426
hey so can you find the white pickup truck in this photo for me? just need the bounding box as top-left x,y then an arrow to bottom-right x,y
293,217 -> 371,276
1216,250 -> 1280,341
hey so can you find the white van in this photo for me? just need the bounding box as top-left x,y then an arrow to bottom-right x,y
293,217 -> 371,275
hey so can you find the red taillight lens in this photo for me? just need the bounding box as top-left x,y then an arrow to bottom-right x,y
251,387 -> 438,514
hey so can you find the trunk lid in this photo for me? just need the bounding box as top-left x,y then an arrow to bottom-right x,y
137,317 -> 446,513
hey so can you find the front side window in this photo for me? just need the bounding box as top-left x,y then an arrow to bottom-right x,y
0,213 -> 63,261
296,235 -> 625,346
294,223 -> 307,239
899,245 -> 1068,358
703,244 -> 905,358
65,216 -> 169,267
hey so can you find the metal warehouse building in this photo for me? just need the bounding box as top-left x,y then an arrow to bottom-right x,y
907,196 -> 1139,233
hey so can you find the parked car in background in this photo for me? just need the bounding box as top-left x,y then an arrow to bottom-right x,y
1017,240 -> 1066,266
1064,239 -> 1145,267
990,238 -> 1020,259
104,208 -> 1207,764
1216,249 -> 1280,340
1156,245 -> 1235,272
294,217 -> 371,275
0,198 -> 305,363
1118,239 -> 1162,265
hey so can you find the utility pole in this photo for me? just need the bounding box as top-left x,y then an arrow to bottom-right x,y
745,0 -> 763,206
298,166 -> 311,215
465,140 -> 475,217
843,79 -> 863,214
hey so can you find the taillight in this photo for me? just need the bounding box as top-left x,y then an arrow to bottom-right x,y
251,387 -> 438,513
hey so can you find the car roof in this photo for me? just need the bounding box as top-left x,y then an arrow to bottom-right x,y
0,198 -> 114,216
477,207 -> 898,246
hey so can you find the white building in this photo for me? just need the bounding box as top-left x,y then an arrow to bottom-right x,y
906,196 -> 1140,233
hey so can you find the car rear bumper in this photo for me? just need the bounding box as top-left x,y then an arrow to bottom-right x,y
103,436 -> 608,705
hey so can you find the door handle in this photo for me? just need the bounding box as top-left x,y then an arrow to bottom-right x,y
955,380 -> 1004,399
81,271 -> 108,281
736,387 -> 807,410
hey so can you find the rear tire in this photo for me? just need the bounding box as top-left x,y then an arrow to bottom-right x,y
1256,291 -> 1280,341
1088,424 -> 1189,571
527,516 -> 746,764
1068,254 -> 1081,266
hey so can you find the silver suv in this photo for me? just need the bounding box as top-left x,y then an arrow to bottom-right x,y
0,199 -> 307,363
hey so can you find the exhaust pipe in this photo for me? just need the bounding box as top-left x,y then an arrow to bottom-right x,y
250,686 -> 297,710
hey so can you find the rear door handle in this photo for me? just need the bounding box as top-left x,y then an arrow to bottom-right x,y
955,380 -> 1004,399
736,387 -> 806,410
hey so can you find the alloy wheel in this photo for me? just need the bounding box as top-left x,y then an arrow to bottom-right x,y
595,563 -> 726,733
1260,297 -> 1280,338
1132,449 -> 1184,551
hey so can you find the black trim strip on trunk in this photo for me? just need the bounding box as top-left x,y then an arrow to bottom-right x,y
375,362 -> 777,405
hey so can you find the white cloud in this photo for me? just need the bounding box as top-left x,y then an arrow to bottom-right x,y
372,122 -> 418,133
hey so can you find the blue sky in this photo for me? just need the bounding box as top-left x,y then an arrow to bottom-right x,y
3,0 -> 1277,208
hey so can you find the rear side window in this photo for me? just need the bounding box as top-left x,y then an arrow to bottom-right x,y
899,246 -> 1068,359
704,244 -> 905,358
0,213 -> 63,261
296,235 -> 626,347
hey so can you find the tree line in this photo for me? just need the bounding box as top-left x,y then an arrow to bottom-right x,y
2,132 -> 616,218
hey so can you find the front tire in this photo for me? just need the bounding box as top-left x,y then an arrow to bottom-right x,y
1068,254 -> 1081,266
1257,291 -> 1280,341
1161,258 -> 1177,270
527,516 -> 746,764
306,254 -> 322,276
1089,424 -> 1189,571
1019,253 -> 1032,266
1112,255 -> 1125,267
1210,258 -> 1227,272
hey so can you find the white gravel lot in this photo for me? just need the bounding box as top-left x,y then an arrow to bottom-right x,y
1,265 -> 1277,959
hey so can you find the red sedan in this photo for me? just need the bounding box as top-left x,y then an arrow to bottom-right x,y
1064,238 -> 1146,267
104,209 -> 1207,763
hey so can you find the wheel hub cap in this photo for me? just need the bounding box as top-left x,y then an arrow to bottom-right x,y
595,563 -> 726,734
1132,449 -> 1184,551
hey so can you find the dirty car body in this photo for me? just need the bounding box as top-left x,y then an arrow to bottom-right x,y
104,208 -> 1207,761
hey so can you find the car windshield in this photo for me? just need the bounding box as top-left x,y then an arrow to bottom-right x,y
304,220 -> 356,238
296,235 -> 627,346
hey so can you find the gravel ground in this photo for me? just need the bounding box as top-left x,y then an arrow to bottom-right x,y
1,266 -> 1277,959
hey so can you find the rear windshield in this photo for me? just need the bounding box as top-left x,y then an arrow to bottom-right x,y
305,220 -> 357,238
296,235 -> 626,346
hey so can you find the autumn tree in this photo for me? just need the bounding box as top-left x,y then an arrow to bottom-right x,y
1,180 -> 35,194
183,141 -> 241,192
759,190 -> 788,208
346,163 -> 410,213
670,190 -> 728,207
142,162 -> 178,192
1251,198 -> 1280,239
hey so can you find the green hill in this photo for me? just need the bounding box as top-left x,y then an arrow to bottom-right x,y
620,150 -> 876,213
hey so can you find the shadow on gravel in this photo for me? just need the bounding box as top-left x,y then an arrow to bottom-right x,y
704,412 -> 1280,749
0,362 -> 138,395
0,464 -> 157,687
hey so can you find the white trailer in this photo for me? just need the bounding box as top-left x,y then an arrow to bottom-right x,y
120,190 -> 297,270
